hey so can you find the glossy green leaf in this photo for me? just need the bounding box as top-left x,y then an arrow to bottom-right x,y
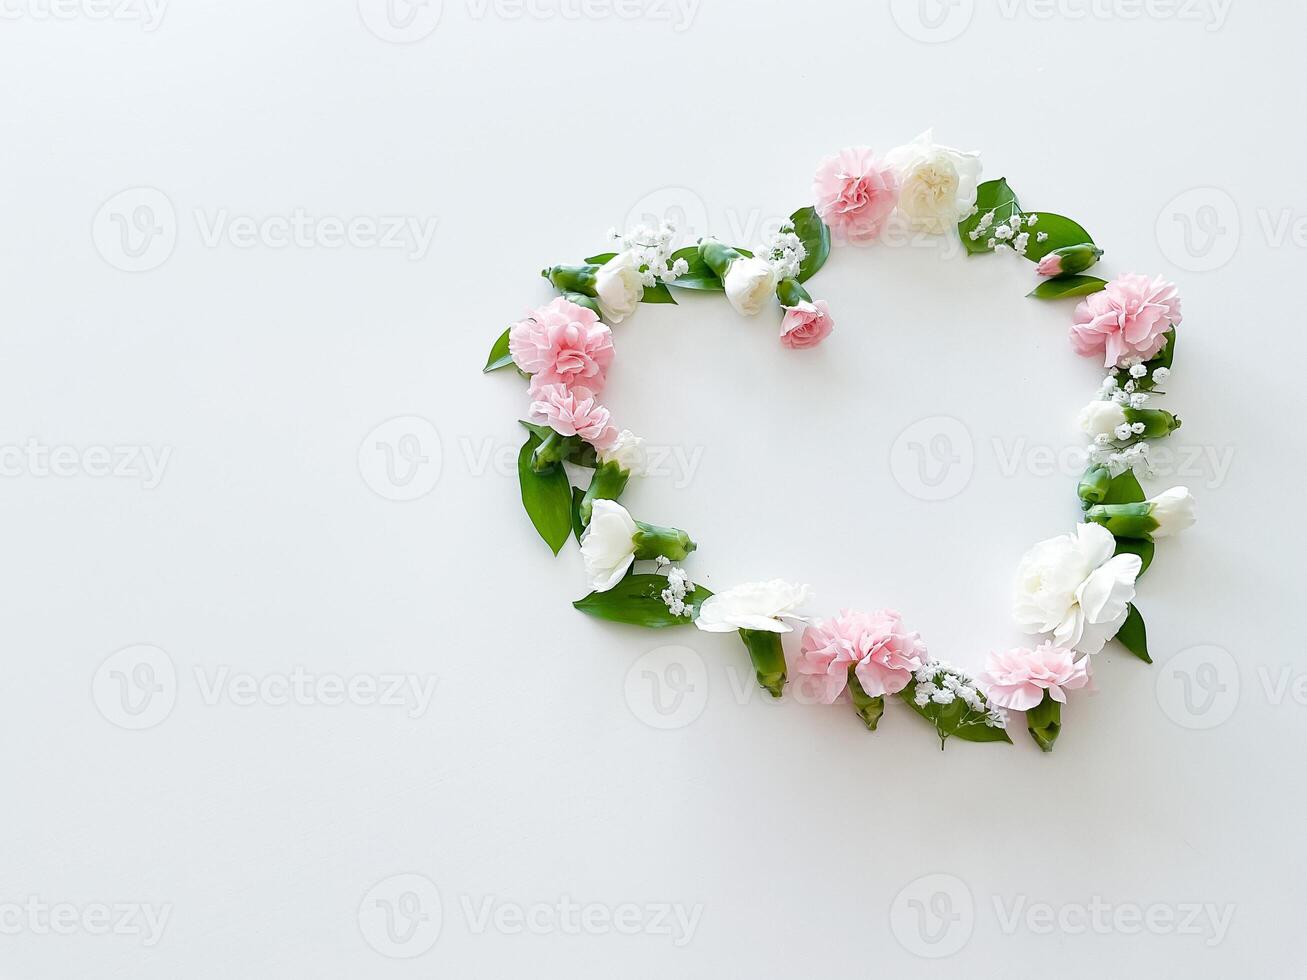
571,486 -> 586,544
1114,537 -> 1155,577
641,282 -> 678,305
1115,603 -> 1151,663
959,178 -> 1021,255
483,327 -> 514,373
898,679 -> 1013,748
1022,213 -> 1095,262
1101,470 -> 1147,505
1027,275 -> 1108,300
518,431 -> 573,556
665,246 -> 724,291
583,252 -> 617,265
573,575 -> 713,629
791,206 -> 831,283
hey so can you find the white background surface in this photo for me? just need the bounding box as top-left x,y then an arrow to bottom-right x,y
1,0 -> 1303,976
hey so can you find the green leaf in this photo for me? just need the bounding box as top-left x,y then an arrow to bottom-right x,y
570,487 -> 586,545
573,575 -> 713,629
483,328 -> 514,373
641,282 -> 678,305
1101,470 -> 1147,505
1114,537 -> 1155,577
790,206 -> 831,283
1023,213 -> 1095,262
665,246 -> 724,291
583,252 -> 617,265
1115,603 -> 1151,663
1027,275 -> 1108,300
898,679 -> 1013,748
959,178 -> 1021,255
517,431 -> 573,556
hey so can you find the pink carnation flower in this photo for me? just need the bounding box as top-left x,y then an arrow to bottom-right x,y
1070,273 -> 1181,367
795,609 -> 928,703
527,380 -> 618,452
812,147 -> 900,245
977,642 -> 1090,712
1035,254 -> 1063,277
509,297 -> 615,392
780,300 -> 834,350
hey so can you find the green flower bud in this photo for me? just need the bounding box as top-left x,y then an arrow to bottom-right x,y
1026,690 -> 1062,753
698,239 -> 743,281
776,277 -> 812,308
541,264 -> 600,297
1077,464 -> 1113,510
740,628 -> 786,699
631,521 -> 696,562
1123,407 -> 1182,439
580,459 -> 631,525
1037,243 -> 1103,278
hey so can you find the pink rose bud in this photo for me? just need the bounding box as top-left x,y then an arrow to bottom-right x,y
1035,254 -> 1064,277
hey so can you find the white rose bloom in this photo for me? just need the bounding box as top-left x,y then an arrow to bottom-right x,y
695,579 -> 812,634
594,251 -> 645,324
580,499 -> 638,592
723,256 -> 777,317
1013,523 -> 1142,656
885,129 -> 983,235
1078,400 -> 1128,439
1148,486 -> 1196,537
600,429 -> 647,476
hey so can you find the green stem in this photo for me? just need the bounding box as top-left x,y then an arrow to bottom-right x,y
580,460 -> 630,525
631,522 -> 695,562
846,667 -> 885,732
1026,691 -> 1062,753
542,264 -> 600,297
1084,502 -> 1159,540
531,432 -> 577,473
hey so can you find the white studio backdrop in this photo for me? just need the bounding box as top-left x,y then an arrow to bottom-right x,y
1,1 -> 1303,977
